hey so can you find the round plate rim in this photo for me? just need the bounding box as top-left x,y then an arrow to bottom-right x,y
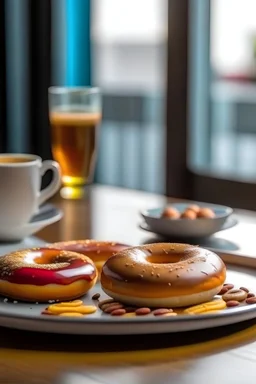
138,216 -> 238,238
0,299 -> 254,324
0,283 -> 255,335
0,304 -> 256,335
0,241 -> 254,335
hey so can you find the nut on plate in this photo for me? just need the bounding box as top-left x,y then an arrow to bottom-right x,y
246,297 -> 256,304
222,289 -> 247,302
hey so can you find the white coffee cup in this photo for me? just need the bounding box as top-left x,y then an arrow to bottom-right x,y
0,153 -> 61,229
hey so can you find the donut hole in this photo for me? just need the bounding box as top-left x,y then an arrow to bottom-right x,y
26,249 -> 69,265
146,254 -> 182,264
33,256 -> 48,264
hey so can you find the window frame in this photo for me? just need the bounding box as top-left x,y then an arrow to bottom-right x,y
166,0 -> 256,211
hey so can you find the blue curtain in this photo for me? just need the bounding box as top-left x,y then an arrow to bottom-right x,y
52,0 -> 91,87
66,0 -> 91,86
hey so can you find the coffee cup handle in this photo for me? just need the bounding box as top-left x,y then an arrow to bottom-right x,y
38,160 -> 61,206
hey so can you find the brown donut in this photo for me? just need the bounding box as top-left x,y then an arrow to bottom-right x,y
48,240 -> 130,279
101,243 -> 226,307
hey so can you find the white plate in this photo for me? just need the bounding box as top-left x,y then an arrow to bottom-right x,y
0,266 -> 255,335
0,204 -> 63,241
141,203 -> 233,238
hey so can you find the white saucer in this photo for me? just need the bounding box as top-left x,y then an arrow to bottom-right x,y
0,204 -> 63,241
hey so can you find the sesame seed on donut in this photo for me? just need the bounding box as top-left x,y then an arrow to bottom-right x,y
48,240 -> 130,280
0,248 -> 98,302
101,243 -> 226,307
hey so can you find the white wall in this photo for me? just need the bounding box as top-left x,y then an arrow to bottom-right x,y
211,0 -> 256,74
92,0 -> 256,85
91,0 -> 167,92
92,0 -> 167,43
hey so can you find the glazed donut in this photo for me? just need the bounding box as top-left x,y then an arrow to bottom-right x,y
101,243 -> 226,307
48,240 -> 130,278
0,248 -> 97,302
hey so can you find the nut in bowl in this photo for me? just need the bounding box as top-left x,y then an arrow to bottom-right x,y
140,202 -> 234,238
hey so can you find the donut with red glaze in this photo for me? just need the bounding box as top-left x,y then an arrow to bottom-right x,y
0,248 -> 97,302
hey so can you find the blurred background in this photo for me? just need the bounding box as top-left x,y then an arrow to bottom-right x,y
1,0 -> 256,209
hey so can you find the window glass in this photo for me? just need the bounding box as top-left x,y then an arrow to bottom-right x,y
92,0 -> 167,193
189,0 -> 256,182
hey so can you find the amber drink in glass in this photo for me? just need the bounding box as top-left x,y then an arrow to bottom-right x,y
49,87 -> 101,199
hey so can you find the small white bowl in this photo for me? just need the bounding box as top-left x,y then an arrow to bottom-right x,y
140,202 -> 233,238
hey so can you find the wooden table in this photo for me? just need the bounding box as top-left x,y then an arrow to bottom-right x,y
2,185 -> 256,384
38,184 -> 170,245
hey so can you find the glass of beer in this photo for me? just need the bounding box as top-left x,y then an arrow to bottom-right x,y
48,87 -> 102,199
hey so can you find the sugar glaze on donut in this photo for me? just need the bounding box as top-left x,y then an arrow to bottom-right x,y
48,240 -> 130,278
0,248 -> 97,302
101,243 -> 226,307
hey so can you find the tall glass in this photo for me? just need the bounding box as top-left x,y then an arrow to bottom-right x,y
48,87 -> 101,199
